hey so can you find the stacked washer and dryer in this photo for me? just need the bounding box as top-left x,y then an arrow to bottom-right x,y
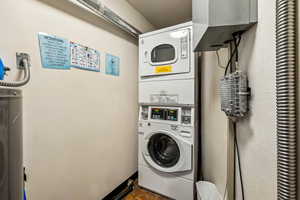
138,22 -> 199,200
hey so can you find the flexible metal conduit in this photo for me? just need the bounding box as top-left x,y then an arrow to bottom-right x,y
0,59 -> 30,87
276,0 -> 297,199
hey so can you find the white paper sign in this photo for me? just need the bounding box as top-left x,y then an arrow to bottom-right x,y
70,42 -> 100,72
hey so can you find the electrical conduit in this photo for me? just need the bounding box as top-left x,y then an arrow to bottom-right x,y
0,59 -> 30,87
276,0 -> 297,199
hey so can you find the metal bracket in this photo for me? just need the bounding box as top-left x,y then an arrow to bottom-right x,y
16,53 -> 30,69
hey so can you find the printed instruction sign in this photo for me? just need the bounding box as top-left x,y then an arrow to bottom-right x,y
70,42 -> 100,72
38,33 -> 70,69
105,53 -> 120,76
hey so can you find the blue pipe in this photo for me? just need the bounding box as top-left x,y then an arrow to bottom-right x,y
0,58 -> 5,80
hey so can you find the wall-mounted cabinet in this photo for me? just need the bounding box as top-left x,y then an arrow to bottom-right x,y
193,0 -> 257,51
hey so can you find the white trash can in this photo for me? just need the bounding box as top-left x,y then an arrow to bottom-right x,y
196,181 -> 222,200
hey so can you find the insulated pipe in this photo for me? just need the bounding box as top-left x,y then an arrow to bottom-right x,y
68,0 -> 142,38
276,0 -> 297,199
0,59 -> 30,87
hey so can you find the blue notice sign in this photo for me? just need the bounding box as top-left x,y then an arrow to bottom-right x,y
38,33 -> 70,69
105,53 -> 120,76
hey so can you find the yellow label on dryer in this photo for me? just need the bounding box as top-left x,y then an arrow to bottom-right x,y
155,66 -> 173,74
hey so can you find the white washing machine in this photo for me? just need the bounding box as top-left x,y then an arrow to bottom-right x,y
139,22 -> 196,105
138,105 -> 198,200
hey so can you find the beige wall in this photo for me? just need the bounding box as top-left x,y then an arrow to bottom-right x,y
100,0 -> 155,32
0,0 -> 154,199
201,0 -> 277,199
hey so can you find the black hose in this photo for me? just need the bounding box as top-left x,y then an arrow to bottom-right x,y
233,122 -> 245,200
224,35 -> 242,76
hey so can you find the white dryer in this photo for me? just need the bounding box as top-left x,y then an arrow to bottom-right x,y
139,22 -> 196,105
138,105 -> 198,200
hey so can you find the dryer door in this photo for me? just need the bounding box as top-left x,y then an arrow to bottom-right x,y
143,131 -> 192,173
140,28 -> 191,77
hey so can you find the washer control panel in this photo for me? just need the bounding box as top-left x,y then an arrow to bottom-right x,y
139,105 -> 194,125
151,108 -> 178,121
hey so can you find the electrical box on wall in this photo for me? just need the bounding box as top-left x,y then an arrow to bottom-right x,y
193,0 -> 257,51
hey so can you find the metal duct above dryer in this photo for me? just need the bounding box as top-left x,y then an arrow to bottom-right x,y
193,0 -> 257,51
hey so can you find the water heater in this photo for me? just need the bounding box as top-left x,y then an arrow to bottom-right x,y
193,0 -> 257,51
0,89 -> 23,200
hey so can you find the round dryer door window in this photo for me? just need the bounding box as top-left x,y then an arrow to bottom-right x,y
148,133 -> 180,168
151,44 -> 176,63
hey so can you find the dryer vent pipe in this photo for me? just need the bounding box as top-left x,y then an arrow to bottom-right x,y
276,0 -> 297,199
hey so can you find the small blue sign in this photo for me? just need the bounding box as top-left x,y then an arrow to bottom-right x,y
38,33 -> 70,69
105,53 -> 120,76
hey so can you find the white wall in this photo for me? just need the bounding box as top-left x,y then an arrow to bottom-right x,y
0,0 -> 154,199
201,0 -> 277,199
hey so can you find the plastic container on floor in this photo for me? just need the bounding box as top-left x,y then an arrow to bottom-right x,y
196,181 -> 222,200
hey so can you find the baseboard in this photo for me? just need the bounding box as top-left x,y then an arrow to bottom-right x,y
102,172 -> 138,200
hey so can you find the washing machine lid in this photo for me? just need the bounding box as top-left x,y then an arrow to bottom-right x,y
143,130 -> 192,173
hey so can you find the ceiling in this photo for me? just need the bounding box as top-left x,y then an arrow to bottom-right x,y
126,0 -> 192,29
